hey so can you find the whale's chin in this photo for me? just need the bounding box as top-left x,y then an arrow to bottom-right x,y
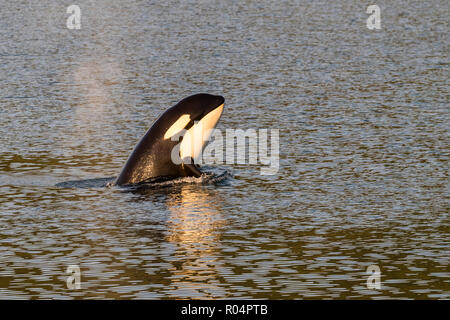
114,94 -> 225,186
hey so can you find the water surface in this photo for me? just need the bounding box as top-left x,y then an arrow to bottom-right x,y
0,0 -> 448,299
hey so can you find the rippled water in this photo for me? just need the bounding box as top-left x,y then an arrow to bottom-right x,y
0,0 -> 448,299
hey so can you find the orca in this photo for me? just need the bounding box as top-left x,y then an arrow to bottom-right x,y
115,93 -> 225,186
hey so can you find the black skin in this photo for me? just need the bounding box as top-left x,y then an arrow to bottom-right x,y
115,93 -> 225,186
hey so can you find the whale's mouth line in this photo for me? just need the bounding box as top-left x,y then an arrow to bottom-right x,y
205,103 -> 224,122
55,167 -> 232,189
181,103 -> 224,133
194,103 -> 223,126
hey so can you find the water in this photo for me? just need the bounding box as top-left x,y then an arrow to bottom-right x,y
0,0 -> 448,299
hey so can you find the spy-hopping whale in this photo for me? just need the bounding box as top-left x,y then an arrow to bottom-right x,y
114,93 -> 225,186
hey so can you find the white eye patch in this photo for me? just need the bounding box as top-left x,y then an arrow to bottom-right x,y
164,114 -> 191,140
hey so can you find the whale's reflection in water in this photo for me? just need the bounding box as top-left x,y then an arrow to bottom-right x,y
165,185 -> 227,298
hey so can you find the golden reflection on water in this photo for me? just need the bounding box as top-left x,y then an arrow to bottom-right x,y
165,185 -> 227,298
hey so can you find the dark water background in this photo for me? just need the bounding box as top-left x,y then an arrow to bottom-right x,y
0,0 -> 448,299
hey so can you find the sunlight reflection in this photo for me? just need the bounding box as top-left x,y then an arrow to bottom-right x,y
165,185 -> 227,298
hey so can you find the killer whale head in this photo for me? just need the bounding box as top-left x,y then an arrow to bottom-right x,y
115,93 -> 225,186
